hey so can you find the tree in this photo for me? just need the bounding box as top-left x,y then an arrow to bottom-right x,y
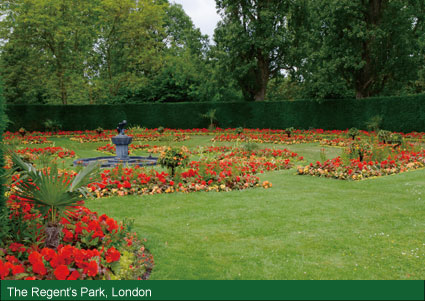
299,0 -> 419,99
214,0 -> 299,101
92,0 -> 167,103
0,0 -> 102,104
132,3 -> 213,103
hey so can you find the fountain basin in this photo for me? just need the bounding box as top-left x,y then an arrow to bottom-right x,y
73,156 -> 157,168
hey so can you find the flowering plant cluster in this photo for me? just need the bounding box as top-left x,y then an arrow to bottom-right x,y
16,146 -> 75,159
86,146 -> 302,197
1,196 -> 153,280
320,138 -> 350,147
87,160 -> 260,197
298,150 -> 425,180
158,146 -> 190,176
211,133 -> 321,145
3,132 -> 51,145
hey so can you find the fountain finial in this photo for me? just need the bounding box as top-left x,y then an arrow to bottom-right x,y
117,120 -> 128,135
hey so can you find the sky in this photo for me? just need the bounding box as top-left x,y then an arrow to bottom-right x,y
171,0 -> 221,39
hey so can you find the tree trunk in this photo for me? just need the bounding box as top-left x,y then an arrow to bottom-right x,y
45,223 -> 62,249
355,0 -> 385,99
254,52 -> 269,101
60,75 -> 67,105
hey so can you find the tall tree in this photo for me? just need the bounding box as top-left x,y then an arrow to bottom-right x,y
1,0 -> 102,104
92,0 -> 167,103
214,0 -> 299,101
133,3 -> 213,102
299,0 -> 419,99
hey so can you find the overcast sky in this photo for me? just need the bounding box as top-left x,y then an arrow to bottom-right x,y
172,0 -> 221,39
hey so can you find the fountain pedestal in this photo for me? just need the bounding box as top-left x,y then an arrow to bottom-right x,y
111,135 -> 133,159
73,120 -> 157,168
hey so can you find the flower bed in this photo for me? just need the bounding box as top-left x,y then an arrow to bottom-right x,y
1,196 -> 153,280
211,133 -> 321,145
3,132 -> 51,145
15,146 -> 75,159
87,161 -> 260,197
298,150 -> 425,180
87,146 -> 302,197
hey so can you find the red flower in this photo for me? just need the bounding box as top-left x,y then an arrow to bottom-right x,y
67,270 -> 80,280
9,243 -> 26,253
32,261 -> 47,276
86,260 -> 98,277
0,260 -> 12,279
54,265 -> 70,280
106,218 -> 118,233
105,247 -> 121,263
5,255 -> 19,264
12,264 -> 25,275
28,252 -> 43,265
25,276 -> 36,280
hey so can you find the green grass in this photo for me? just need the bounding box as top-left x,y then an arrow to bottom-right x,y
36,136 -> 425,279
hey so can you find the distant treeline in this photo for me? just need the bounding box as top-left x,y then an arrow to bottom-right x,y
0,0 -> 424,104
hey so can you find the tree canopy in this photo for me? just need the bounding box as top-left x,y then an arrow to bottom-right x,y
0,0 -> 424,103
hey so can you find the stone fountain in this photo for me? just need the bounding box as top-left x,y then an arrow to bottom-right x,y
73,120 -> 157,168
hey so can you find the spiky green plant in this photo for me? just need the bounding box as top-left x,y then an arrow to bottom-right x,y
7,149 -> 100,248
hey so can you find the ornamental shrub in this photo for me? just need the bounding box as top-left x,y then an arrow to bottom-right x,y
158,146 -> 189,177
348,127 -> 360,140
378,130 -> 392,143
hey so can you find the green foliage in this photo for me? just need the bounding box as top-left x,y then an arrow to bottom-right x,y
365,115 -> 383,132
298,0 -> 420,99
157,126 -> 165,134
390,133 -> 403,147
347,140 -> 372,162
285,127 -> 295,137
158,146 -> 189,177
43,119 -> 62,132
348,128 -> 360,140
377,130 -> 392,144
235,127 -> 244,135
214,0 -> 300,101
95,127 -> 104,135
201,109 -> 217,130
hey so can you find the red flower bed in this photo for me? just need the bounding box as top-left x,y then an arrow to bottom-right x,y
1,196 -> 153,280
87,147 -> 302,197
15,146 -> 75,159
3,132 -> 50,145
298,150 -> 425,180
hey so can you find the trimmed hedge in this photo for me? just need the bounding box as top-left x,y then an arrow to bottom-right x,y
5,94 -> 425,132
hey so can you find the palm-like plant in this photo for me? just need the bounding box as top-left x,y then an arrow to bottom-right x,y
201,109 -> 217,131
7,149 -> 100,248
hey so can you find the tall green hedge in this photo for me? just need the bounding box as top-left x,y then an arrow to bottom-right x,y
5,94 -> 425,132
0,79 -> 6,209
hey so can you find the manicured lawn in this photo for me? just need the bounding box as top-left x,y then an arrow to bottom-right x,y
52,137 -> 425,279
